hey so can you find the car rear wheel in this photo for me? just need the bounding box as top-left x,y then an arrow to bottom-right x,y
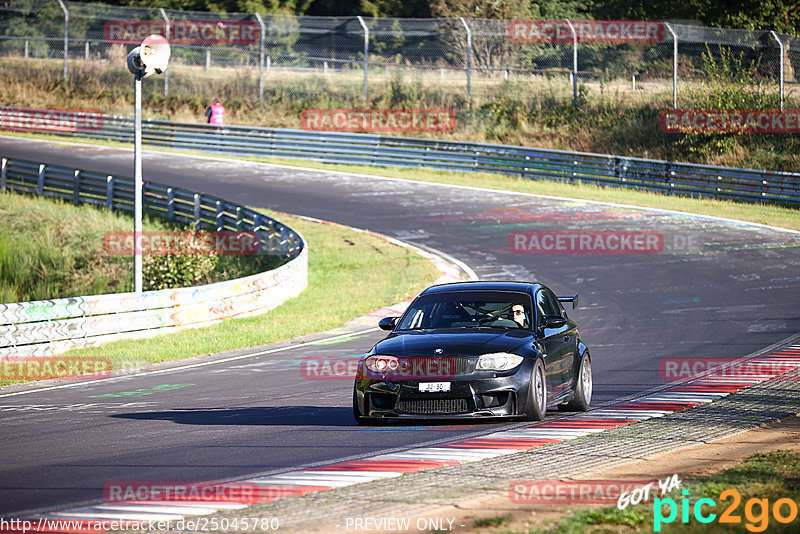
524,358 -> 547,421
561,352 -> 592,412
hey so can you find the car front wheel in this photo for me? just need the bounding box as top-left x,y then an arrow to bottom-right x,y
524,358 -> 547,421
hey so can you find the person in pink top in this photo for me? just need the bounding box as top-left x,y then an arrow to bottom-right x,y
205,98 -> 225,125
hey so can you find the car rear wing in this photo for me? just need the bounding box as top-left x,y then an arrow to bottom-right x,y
557,293 -> 579,309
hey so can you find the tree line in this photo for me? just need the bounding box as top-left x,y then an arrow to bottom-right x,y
96,0 -> 798,34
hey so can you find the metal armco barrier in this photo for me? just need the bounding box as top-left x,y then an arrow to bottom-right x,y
0,155 -> 307,357
2,108 -> 796,206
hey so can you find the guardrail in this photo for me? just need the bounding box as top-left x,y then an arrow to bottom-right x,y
0,155 -> 307,357
2,108 -> 795,206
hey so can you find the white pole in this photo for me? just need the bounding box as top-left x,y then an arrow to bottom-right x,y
254,13 -> 266,104
459,17 -> 472,104
770,31 -> 785,111
664,22 -> 678,109
134,74 -> 143,293
56,0 -> 68,81
160,9 -> 170,98
357,16 -> 369,102
565,19 -> 577,102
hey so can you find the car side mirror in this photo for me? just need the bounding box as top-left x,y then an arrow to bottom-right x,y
378,316 -> 399,331
540,315 -> 567,331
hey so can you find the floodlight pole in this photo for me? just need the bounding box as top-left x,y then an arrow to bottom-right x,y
160,9 -> 170,97
664,22 -> 678,109
357,16 -> 369,102
56,0 -> 68,81
459,17 -> 472,105
565,19 -> 577,103
770,31 -> 785,111
134,72 -> 143,293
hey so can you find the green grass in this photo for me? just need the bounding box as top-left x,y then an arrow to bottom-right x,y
0,191 -> 282,303
2,56 -> 799,171
56,209 -> 439,375
504,450 -> 800,533
0,191 -> 164,302
475,514 -> 514,528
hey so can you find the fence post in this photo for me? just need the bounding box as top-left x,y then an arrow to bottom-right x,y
166,187 -> 175,220
254,13 -> 266,104
770,31 -> 785,111
193,193 -> 201,229
84,41 -> 89,61
159,8 -> 170,98
1,158 -> 7,193
357,16 -> 369,102
664,22 -> 678,109
73,169 -> 80,205
565,19 -> 577,103
215,200 -> 224,231
106,176 -> 114,209
459,17 -> 472,105
37,164 -> 45,196
55,0 -> 68,81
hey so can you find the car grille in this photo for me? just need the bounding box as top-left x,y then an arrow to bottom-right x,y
396,398 -> 469,415
396,356 -> 473,376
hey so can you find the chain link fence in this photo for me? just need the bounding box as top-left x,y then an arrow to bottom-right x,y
0,1 -> 797,112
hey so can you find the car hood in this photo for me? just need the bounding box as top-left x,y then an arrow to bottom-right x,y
373,329 -> 533,357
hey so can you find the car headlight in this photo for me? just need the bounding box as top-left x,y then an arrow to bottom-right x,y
476,352 -> 524,371
365,355 -> 399,373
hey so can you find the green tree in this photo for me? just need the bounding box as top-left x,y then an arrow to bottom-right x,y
593,0 -> 799,34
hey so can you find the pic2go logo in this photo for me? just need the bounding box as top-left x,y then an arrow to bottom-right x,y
654,489 -> 799,532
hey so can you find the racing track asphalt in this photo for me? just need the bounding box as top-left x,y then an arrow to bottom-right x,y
1,136 -> 799,518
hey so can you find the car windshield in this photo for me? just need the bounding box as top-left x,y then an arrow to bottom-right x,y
396,290 -> 533,330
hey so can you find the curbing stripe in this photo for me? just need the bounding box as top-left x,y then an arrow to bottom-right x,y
30,345 -> 800,524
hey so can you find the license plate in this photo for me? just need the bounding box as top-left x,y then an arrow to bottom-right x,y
419,382 -> 451,393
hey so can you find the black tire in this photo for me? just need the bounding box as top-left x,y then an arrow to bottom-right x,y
562,352 -> 592,412
524,358 -> 547,421
353,385 -> 380,426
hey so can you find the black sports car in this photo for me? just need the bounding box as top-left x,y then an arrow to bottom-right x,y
353,281 -> 592,423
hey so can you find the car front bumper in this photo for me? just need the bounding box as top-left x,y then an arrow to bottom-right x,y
354,359 -> 534,420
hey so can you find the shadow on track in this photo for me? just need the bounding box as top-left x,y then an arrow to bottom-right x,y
111,406 -> 356,426
110,406 -> 506,427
